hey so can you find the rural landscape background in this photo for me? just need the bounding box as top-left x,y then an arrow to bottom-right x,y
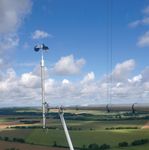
0,108 -> 149,150
0,0 -> 149,150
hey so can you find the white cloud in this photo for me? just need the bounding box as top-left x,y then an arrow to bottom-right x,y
0,68 -> 40,107
0,0 -> 32,58
128,20 -> 141,28
32,30 -> 51,39
116,82 -> 123,88
129,5 -> 149,28
112,59 -> 135,82
0,59 -> 149,107
62,79 -> 70,84
20,72 -> 40,88
0,34 -> 19,55
6,68 -> 16,81
45,79 -> 55,93
81,72 -> 95,84
128,74 -> 142,84
141,67 -> 149,82
128,5 -> 149,48
129,17 -> 149,28
0,0 -> 31,34
138,31 -> 149,47
52,55 -> 86,75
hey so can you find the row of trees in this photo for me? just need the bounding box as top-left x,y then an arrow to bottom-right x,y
5,148 -> 19,150
10,126 -> 57,129
132,139 -> 149,146
105,126 -> 138,130
1,135 -> 148,150
79,138 -> 149,150
0,136 -> 25,143
53,142 -> 110,150
118,139 -> 149,147
10,125 -> 94,131
80,144 -> 110,150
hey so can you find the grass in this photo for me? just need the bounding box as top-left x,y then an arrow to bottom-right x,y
0,117 -> 14,122
25,128 -> 149,148
0,129 -> 32,139
46,119 -> 147,130
113,143 -> 149,150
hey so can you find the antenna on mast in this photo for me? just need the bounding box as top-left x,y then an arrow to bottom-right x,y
34,44 -> 49,129
34,45 -> 75,149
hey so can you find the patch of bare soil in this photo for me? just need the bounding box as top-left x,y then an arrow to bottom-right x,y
142,121 -> 149,129
0,121 -> 37,129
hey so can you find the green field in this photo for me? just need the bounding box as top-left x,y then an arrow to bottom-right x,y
0,120 -> 149,149
26,128 -> 149,148
0,108 -> 149,150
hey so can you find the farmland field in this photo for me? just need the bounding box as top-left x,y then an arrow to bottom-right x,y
0,141 -> 68,150
26,128 -> 149,147
0,108 -> 148,150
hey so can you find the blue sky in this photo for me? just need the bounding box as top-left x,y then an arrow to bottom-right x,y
16,0 -> 149,75
0,0 -> 149,107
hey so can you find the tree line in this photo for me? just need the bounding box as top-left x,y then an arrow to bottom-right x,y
0,136 -> 25,143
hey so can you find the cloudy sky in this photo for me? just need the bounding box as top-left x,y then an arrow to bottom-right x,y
0,0 -> 149,107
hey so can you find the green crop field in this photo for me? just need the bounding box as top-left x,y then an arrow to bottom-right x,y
1,128 -> 149,150
25,128 -> 149,148
0,120 -> 149,149
0,108 -> 149,150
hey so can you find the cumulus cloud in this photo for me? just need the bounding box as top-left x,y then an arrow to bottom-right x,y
32,30 -> 51,39
141,67 -> 149,82
129,5 -> 149,28
62,79 -> 70,84
129,5 -> 149,47
0,0 -> 32,59
81,72 -> 95,84
20,72 -> 40,88
0,68 -> 40,107
128,74 -> 142,84
112,59 -> 135,82
52,55 -> 86,75
0,59 -> 149,107
109,63 -> 149,102
0,34 -> 19,55
137,31 -> 149,47
0,0 -> 31,34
